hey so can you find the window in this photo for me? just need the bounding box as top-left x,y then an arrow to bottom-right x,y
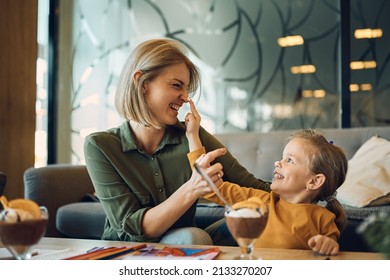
37,0 -> 390,165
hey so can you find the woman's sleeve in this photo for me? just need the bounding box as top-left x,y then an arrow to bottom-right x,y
199,127 -> 271,192
84,134 -> 151,242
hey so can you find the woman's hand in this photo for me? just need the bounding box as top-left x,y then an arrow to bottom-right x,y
186,148 -> 226,199
142,148 -> 226,239
308,234 -> 339,256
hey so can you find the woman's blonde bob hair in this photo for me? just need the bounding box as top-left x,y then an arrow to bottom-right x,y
115,38 -> 200,128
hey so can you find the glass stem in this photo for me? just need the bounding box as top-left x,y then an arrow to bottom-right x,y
240,246 -> 253,259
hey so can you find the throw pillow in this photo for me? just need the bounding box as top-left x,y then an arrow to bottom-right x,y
337,135 -> 390,207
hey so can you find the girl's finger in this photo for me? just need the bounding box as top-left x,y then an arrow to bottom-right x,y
199,148 -> 227,166
185,112 -> 195,123
189,99 -> 200,119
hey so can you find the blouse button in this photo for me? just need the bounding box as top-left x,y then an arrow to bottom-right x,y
154,172 -> 159,176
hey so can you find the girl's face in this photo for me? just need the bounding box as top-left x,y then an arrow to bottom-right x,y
271,138 -> 316,202
144,63 -> 190,126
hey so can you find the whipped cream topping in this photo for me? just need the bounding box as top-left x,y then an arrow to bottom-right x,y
0,209 -> 19,222
226,207 -> 261,218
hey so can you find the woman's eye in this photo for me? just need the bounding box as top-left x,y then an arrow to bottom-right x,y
171,83 -> 182,89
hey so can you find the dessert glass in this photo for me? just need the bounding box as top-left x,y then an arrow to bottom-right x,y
225,204 -> 268,260
0,206 -> 48,260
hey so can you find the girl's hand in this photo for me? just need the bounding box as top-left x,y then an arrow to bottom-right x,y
185,99 -> 202,151
308,234 -> 339,256
185,99 -> 201,137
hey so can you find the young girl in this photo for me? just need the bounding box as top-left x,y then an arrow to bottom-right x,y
185,100 -> 348,255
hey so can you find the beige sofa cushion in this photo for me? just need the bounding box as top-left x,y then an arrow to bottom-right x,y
337,135 -> 390,207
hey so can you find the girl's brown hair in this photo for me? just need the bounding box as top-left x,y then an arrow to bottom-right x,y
288,129 -> 348,232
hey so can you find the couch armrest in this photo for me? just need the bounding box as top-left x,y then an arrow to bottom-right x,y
0,171 -> 6,196
24,164 -> 95,237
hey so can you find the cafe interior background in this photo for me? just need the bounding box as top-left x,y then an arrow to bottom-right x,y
1,0 -> 389,199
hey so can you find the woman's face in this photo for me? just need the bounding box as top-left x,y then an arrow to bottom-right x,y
271,138 -> 315,200
144,63 -> 190,126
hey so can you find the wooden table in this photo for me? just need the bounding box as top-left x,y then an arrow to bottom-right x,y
31,237 -> 385,260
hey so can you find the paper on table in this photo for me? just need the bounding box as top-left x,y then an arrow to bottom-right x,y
31,248 -> 86,260
0,247 -> 13,259
120,245 -> 221,260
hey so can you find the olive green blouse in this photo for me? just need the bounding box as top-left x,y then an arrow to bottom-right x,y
84,121 -> 270,242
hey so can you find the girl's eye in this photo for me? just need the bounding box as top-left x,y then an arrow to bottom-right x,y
287,158 -> 294,164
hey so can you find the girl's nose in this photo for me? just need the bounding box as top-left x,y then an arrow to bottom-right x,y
274,160 -> 281,167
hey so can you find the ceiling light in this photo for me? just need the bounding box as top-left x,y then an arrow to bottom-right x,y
354,28 -> 383,39
313,90 -> 326,98
360,84 -> 372,91
301,89 -> 326,98
291,65 -> 316,74
302,90 -> 313,98
278,35 -> 304,47
350,60 -> 377,70
350,84 -> 359,92
349,83 -> 373,93
273,104 -> 293,118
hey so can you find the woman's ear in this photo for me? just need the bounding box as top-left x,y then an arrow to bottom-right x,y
133,70 -> 148,94
307,174 -> 326,191
132,70 -> 143,85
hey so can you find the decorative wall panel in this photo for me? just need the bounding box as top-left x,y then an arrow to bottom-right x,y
57,0 -> 389,164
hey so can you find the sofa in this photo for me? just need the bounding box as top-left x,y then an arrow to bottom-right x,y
0,171 -> 6,196
24,126 -> 390,251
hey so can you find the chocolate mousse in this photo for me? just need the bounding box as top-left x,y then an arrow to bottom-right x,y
0,218 -> 47,246
225,208 -> 268,241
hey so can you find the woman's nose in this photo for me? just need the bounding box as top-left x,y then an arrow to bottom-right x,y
180,89 -> 189,101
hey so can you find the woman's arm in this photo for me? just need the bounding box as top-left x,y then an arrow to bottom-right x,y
85,132 -> 226,240
84,133 -> 147,241
141,148 -> 226,238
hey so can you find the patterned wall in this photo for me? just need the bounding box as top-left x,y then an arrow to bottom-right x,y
60,0 -> 389,164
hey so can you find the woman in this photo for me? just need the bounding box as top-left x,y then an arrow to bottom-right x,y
84,38 -> 270,245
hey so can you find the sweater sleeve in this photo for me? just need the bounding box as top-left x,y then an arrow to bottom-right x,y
187,147 -> 206,169
204,182 -> 270,206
